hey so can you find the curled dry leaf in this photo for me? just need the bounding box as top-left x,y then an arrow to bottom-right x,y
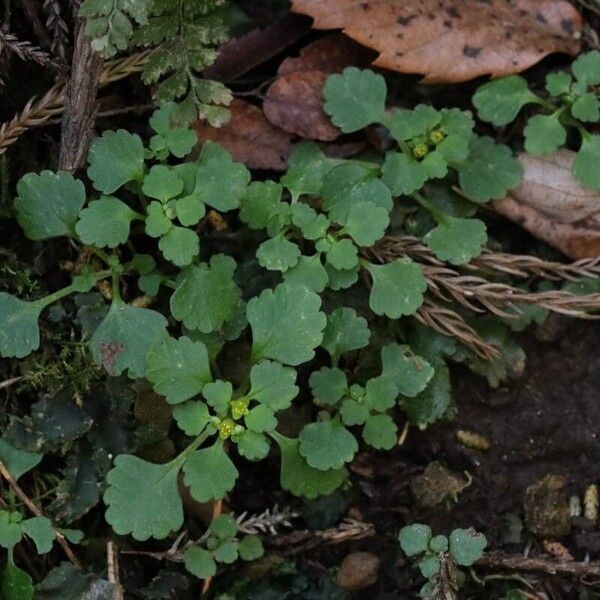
204,15 -> 312,83
290,0 -> 581,83
264,34 -> 373,141
494,151 -> 600,259
194,99 -> 293,171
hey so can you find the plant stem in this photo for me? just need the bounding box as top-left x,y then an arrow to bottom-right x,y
0,460 -> 82,569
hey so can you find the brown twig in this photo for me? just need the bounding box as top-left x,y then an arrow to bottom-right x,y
267,519 -> 375,556
476,551 -> 600,578
59,16 -> 104,171
0,460 -> 82,569
0,376 -> 23,390
107,540 -> 124,600
0,49 -> 153,155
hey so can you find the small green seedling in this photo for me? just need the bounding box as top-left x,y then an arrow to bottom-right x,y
399,523 -> 487,599
473,50 -> 600,189
0,509 -> 82,600
183,514 -> 264,580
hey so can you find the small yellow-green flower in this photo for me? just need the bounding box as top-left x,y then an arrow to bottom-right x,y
218,418 -> 236,439
413,143 -> 429,159
230,398 -> 249,420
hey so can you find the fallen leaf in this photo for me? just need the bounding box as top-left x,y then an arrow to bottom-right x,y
277,32 -> 374,76
494,151 -> 600,259
265,70 -> 340,141
264,34 -> 373,141
194,99 -> 293,171
204,15 -> 312,83
290,0 -> 581,83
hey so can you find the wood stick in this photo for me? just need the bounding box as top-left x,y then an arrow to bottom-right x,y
107,540 -> 124,600
476,551 -> 600,578
0,460 -> 82,569
58,17 -> 103,172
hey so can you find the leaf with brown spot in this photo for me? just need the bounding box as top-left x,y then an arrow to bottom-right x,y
264,34 -> 373,141
494,151 -> 600,259
194,99 -> 293,171
290,0 -> 582,83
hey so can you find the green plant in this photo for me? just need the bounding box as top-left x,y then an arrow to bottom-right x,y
183,514 -> 264,578
398,523 -> 487,599
2,66 -> 599,589
80,0 -> 232,125
473,50 -> 600,188
0,509 -> 82,600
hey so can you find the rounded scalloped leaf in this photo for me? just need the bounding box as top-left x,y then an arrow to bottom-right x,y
298,419 -> 358,470
15,170 -> 85,240
87,129 -> 145,194
424,217 -> 487,265
323,67 -> 387,132
0,294 -> 42,359
104,455 -> 184,541
182,442 -> 238,502
247,284 -> 326,366
449,528 -> 487,566
398,523 -> 432,557
366,259 -> 427,318
146,336 -> 212,404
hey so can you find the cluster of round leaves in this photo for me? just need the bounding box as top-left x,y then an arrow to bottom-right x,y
0,75 -> 528,568
473,50 -> 600,189
322,67 -> 522,266
0,508 -> 83,600
399,523 -> 487,599
183,514 -> 264,580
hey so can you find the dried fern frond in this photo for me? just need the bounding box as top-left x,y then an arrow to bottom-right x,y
0,31 -> 59,68
416,301 -> 500,360
373,236 -> 600,281
43,0 -> 69,60
424,265 -> 600,319
0,49 -> 153,155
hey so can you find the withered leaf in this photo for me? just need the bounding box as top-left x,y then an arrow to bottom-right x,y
290,0 -> 581,83
494,151 -> 600,259
264,34 -> 373,141
194,99 -> 293,171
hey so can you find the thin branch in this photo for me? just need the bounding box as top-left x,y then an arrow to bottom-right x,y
59,15 -> 104,171
0,376 -> 23,390
107,541 -> 124,600
0,49 -> 153,155
0,460 -> 82,569
476,551 -> 600,577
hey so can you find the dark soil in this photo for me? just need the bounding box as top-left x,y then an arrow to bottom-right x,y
298,319 -> 600,598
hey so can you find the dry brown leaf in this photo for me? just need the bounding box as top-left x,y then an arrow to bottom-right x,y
204,15 -> 311,83
264,70 -> 341,141
194,99 -> 293,171
494,151 -> 600,259
264,34 -> 372,141
290,0 -> 581,83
